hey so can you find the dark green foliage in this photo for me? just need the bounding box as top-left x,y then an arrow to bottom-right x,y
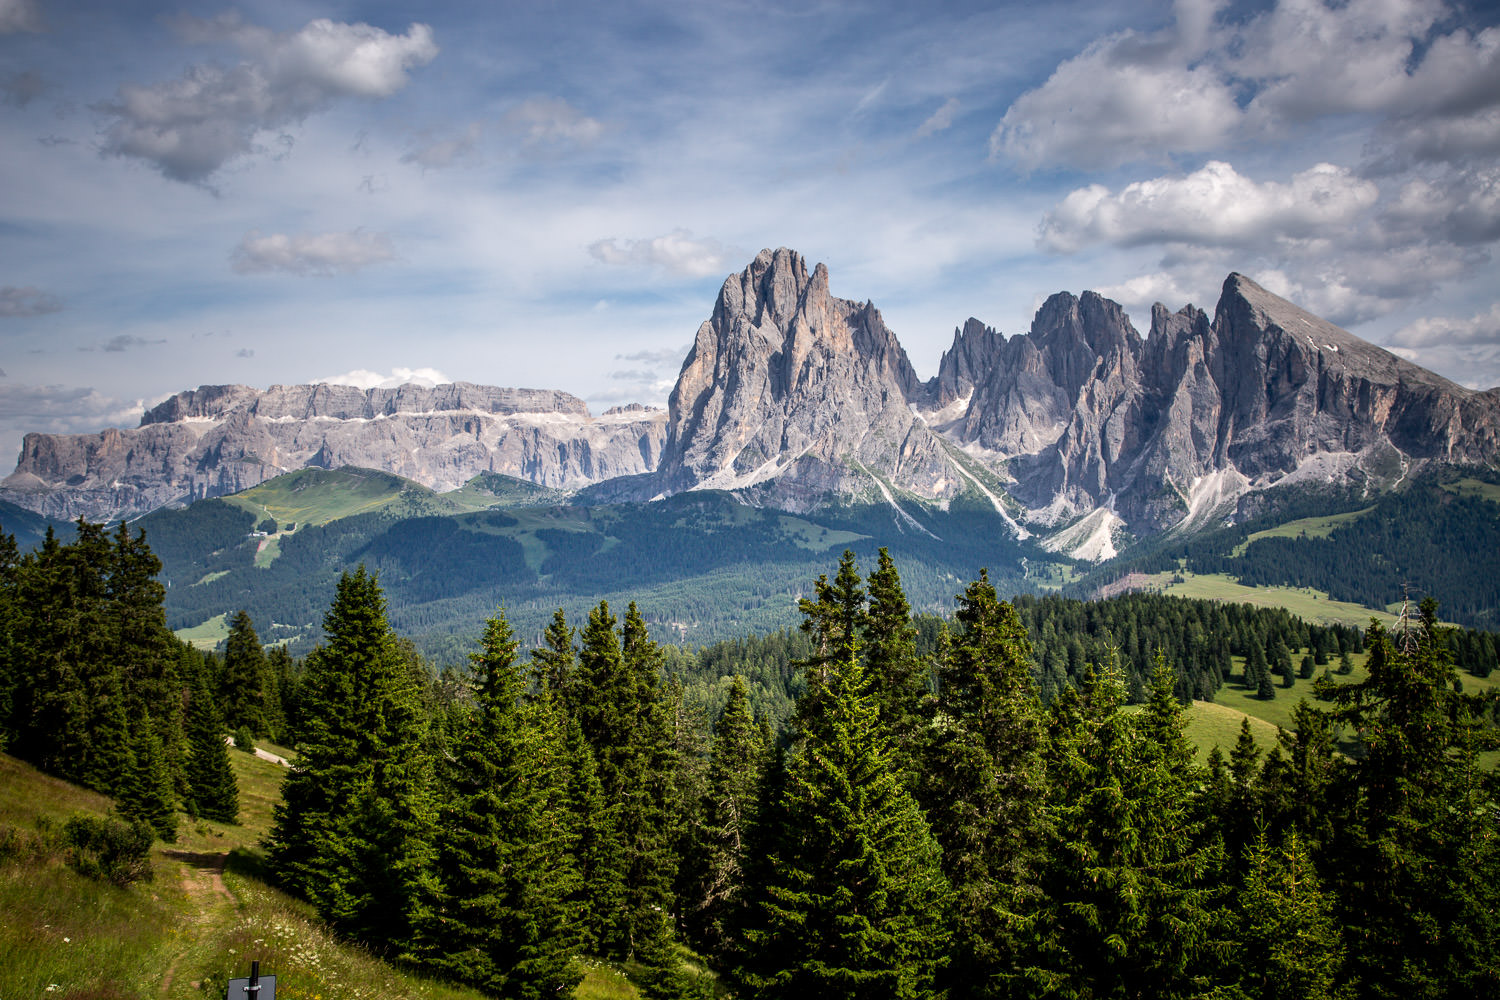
1023,661 -> 1225,1000
268,566 -> 434,950
117,716 -> 179,842
220,609 -> 269,735
681,674 -> 764,956
185,672 -> 238,824
62,813 -> 154,886
741,551 -> 949,1000
863,547 -> 927,772
412,610 -> 581,999
1234,831 -> 1346,1000
1319,604 -> 1500,998
919,570 -> 1044,998
531,607 -> 577,708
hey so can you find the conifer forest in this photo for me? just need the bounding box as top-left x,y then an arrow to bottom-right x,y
2,522 -> 1499,999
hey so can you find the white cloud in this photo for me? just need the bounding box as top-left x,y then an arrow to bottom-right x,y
500,97 -> 602,150
1390,303 -> 1500,348
312,367 -> 451,390
0,0 -> 41,35
1380,167 -> 1500,245
588,229 -> 730,278
0,385 -> 143,441
915,97 -> 960,138
993,54 -> 1239,171
402,122 -> 483,169
1093,271 -> 1205,313
1039,161 -> 1379,253
99,15 -> 438,182
0,285 -> 61,317
992,0 -> 1500,172
231,229 -> 396,277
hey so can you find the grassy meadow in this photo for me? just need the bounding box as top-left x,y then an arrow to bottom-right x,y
0,748 -> 648,1000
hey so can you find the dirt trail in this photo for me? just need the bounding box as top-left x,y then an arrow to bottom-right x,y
159,850 -> 236,997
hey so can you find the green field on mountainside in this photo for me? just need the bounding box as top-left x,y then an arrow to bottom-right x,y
0,751 -> 649,1000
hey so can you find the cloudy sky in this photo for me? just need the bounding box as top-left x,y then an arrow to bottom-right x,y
2,0 -> 1499,465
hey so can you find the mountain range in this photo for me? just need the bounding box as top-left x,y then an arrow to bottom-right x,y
6,247 -> 1500,563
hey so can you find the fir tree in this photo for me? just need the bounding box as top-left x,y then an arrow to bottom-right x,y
184,670 -> 238,824
1234,830 -> 1346,1000
413,611 -> 580,999
531,607 -> 577,711
1025,661 -> 1225,1000
117,713 -> 178,842
268,566 -> 434,951
742,559 -> 948,1000
863,548 -> 926,773
683,674 -> 764,957
920,569 -> 1045,999
220,610 -> 269,735
1322,606 -> 1500,997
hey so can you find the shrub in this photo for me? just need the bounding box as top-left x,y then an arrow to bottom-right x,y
62,814 -> 154,886
233,727 -> 256,754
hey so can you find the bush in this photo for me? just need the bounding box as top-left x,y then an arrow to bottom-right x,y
233,727 -> 256,754
257,518 -> 278,534
63,814 -> 154,886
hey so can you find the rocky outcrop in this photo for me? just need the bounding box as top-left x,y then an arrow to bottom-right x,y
2,382 -> 665,521
931,273 -> 1500,530
655,247 -> 964,509
7,252 -> 1498,544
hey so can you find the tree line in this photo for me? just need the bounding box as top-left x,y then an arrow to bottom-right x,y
269,548 -> 1498,999
0,523 -> 242,840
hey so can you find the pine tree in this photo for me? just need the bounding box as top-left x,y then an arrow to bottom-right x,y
742,559 -> 948,1000
863,548 -> 926,773
117,713 -> 178,842
919,569 -> 1045,999
531,607 -> 577,711
1025,661 -> 1225,1000
268,566 -> 434,950
683,674 -> 764,956
1234,830 -> 1345,1000
1322,606 -> 1500,997
184,669 -> 238,824
220,609 -> 269,735
618,602 -> 682,959
413,611 -> 581,998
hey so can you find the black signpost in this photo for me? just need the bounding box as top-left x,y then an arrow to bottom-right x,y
225,960 -> 276,1000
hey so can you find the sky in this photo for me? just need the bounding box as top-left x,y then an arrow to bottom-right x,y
2,0 -> 1500,466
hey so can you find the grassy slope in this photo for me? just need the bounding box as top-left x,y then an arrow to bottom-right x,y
0,750 -> 642,1000
1183,646 -> 1500,759
1158,571 -> 1403,628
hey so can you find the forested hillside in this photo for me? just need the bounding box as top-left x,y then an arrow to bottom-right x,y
4,522 -> 1499,999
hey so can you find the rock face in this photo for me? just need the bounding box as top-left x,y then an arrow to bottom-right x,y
929,273 -> 1500,529
2,382 -> 666,521
6,252 -> 1498,544
655,247 -> 966,510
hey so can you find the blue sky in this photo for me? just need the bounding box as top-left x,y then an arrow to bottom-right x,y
2,0 -> 1499,464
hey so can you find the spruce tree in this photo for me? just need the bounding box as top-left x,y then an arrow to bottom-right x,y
683,674 -> 764,956
117,713 -> 178,842
531,607 -> 577,711
268,566 -> 434,950
742,559 -> 948,1000
1322,606 -> 1500,997
184,670 -> 238,824
413,611 -> 580,998
1025,661 -> 1225,1000
220,609 -> 269,735
1234,830 -> 1345,1000
919,569 -> 1045,999
862,548 -> 926,773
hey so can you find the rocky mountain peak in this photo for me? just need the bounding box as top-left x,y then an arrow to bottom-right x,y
656,248 -> 955,507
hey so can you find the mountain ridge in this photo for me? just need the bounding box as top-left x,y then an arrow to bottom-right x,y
5,250 -> 1498,556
